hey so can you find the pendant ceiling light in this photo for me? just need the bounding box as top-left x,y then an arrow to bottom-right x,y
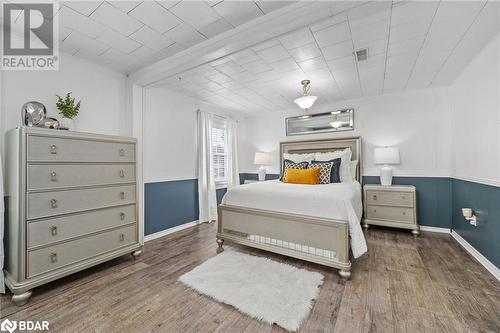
294,80 -> 317,110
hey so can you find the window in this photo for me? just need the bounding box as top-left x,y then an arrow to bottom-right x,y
212,117 -> 227,188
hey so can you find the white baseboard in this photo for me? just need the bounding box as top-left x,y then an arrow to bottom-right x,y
419,226 -> 451,234
450,230 -> 500,282
144,221 -> 199,242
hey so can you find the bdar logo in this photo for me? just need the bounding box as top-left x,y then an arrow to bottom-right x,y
0,319 -> 17,333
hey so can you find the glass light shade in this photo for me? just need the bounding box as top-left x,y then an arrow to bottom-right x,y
374,147 -> 400,165
293,95 -> 317,109
330,120 -> 343,128
254,152 -> 271,165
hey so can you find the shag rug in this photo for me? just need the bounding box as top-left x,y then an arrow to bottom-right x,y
178,251 -> 324,332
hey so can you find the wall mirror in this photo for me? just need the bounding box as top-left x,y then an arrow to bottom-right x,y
285,109 -> 354,136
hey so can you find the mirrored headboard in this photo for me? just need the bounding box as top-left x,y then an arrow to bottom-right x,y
279,137 -> 362,183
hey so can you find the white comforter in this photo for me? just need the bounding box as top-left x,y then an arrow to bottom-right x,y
222,180 -> 367,258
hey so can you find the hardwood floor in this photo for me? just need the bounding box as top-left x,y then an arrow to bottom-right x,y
1,223 -> 499,332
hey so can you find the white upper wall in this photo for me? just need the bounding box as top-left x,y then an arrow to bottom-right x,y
1,52 -> 128,143
143,87 -> 239,183
238,86 -> 453,177
450,33 -> 500,185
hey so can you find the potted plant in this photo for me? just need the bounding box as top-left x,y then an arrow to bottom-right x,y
56,92 -> 81,130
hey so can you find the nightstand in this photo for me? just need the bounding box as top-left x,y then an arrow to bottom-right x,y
363,184 -> 419,235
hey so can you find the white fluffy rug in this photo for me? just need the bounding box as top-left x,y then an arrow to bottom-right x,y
178,251 -> 324,332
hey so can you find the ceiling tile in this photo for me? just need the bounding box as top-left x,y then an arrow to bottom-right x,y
255,1 -> 296,14
348,2 -> 391,30
199,19 -> 234,38
130,25 -> 175,51
129,45 -> 157,60
288,42 -> 322,62
108,1 -> 142,13
97,29 -> 141,54
433,1 -> 485,23
170,1 -> 221,30
314,22 -> 351,47
391,1 -> 439,26
268,58 -> 300,73
129,1 -> 181,33
241,60 -> 272,74
158,43 -> 186,58
388,35 -> 425,57
90,2 -> 142,36
298,57 -> 327,72
62,1 -> 102,16
321,40 -> 353,61
256,44 -> 290,63
213,61 -> 245,76
64,30 -> 109,56
228,49 -> 260,65
351,20 -> 389,46
100,48 -> 138,66
212,1 -> 263,26
164,23 -> 207,48
156,1 -> 183,10
279,28 -> 315,49
59,6 -> 106,38
389,18 -> 432,45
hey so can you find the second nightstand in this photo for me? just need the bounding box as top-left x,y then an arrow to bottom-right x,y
363,184 -> 419,235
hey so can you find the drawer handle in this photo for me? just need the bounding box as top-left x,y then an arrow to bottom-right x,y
119,149 -> 125,157
402,212 -> 406,216
402,196 -> 406,200
50,199 -> 58,209
49,144 -> 57,154
120,191 -> 125,200
50,226 -> 58,236
372,194 -> 377,200
373,209 -> 377,213
120,212 -> 125,221
50,252 -> 57,263
119,233 -> 125,241
50,171 -> 58,181
119,169 -> 125,178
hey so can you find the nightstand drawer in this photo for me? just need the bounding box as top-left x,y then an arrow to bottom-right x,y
366,190 -> 414,207
366,205 -> 414,223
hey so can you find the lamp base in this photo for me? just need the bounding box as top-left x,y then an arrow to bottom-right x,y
380,165 -> 393,186
258,166 -> 266,181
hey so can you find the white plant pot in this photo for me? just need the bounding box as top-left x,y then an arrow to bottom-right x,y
60,117 -> 75,130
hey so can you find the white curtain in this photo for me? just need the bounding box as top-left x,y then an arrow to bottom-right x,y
197,110 -> 218,223
226,118 -> 240,188
1,157 -> 5,293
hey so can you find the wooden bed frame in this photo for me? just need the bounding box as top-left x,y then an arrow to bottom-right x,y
216,137 -> 362,278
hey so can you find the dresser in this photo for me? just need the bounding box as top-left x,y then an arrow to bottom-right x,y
4,127 -> 141,305
362,185 -> 419,235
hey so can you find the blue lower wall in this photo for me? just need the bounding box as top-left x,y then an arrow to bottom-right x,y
452,179 -> 500,267
144,179 -> 225,236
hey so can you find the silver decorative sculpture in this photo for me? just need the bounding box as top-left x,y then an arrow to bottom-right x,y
22,101 -> 46,127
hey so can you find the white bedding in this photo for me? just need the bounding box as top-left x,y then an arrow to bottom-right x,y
222,180 -> 367,258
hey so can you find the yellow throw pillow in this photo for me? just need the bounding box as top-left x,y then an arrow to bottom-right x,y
284,168 -> 321,185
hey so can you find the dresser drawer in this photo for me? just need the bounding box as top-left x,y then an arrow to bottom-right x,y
28,205 -> 136,249
27,185 -> 136,219
27,135 -> 135,163
27,225 -> 136,278
28,164 -> 136,190
365,190 -> 414,207
366,205 -> 414,223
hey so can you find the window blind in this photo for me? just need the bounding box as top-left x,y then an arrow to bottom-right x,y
212,117 -> 227,184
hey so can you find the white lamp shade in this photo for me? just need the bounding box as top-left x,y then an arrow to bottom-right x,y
254,152 -> 271,165
294,95 -> 317,109
374,147 -> 400,165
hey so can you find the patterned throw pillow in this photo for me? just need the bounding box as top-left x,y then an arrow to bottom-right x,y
280,159 -> 309,181
310,158 -> 341,184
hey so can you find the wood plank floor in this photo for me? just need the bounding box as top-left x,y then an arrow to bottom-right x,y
1,223 -> 499,332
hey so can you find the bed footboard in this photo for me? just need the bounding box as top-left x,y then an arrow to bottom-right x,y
216,204 -> 351,277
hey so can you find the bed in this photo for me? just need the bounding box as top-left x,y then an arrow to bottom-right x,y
216,137 -> 366,278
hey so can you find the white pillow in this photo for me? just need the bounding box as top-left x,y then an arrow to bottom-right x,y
350,160 -> 358,181
283,153 -> 314,164
314,148 -> 352,182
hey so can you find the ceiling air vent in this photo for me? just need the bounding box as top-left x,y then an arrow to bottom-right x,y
355,48 -> 368,62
